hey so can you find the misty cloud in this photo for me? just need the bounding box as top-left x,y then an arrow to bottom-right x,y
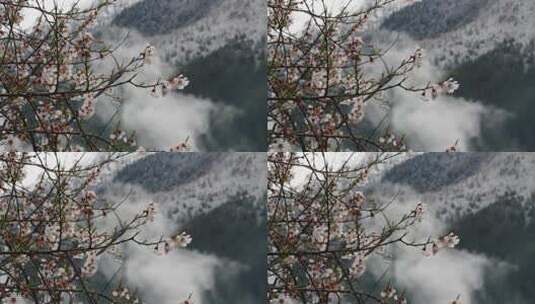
391,206 -> 512,304
395,250 -> 491,304
97,179 -> 243,304
363,183 -> 512,304
93,30 -> 222,151
119,91 -> 216,151
124,246 -> 239,304
389,93 -> 496,151
364,32 -> 509,151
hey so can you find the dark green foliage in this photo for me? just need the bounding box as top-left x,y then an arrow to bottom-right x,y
455,192 -> 534,257
113,0 -> 223,36
183,196 -> 267,304
382,0 -> 496,40
450,39 -> 535,150
454,192 -> 535,304
180,38 -> 267,151
382,153 -> 492,192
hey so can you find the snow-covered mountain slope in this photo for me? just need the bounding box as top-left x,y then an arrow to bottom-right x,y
97,0 -> 142,21
383,0 -> 535,68
98,153 -> 266,223
382,0 -> 497,40
371,153 -> 535,222
107,0 -> 265,64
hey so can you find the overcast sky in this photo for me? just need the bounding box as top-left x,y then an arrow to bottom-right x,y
21,0 -> 93,28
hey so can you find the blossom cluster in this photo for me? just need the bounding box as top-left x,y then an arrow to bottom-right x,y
423,232 -> 461,257
268,0 -> 460,151
0,1 -> 189,151
267,152 -> 460,304
0,153 -> 191,303
155,232 -> 193,256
